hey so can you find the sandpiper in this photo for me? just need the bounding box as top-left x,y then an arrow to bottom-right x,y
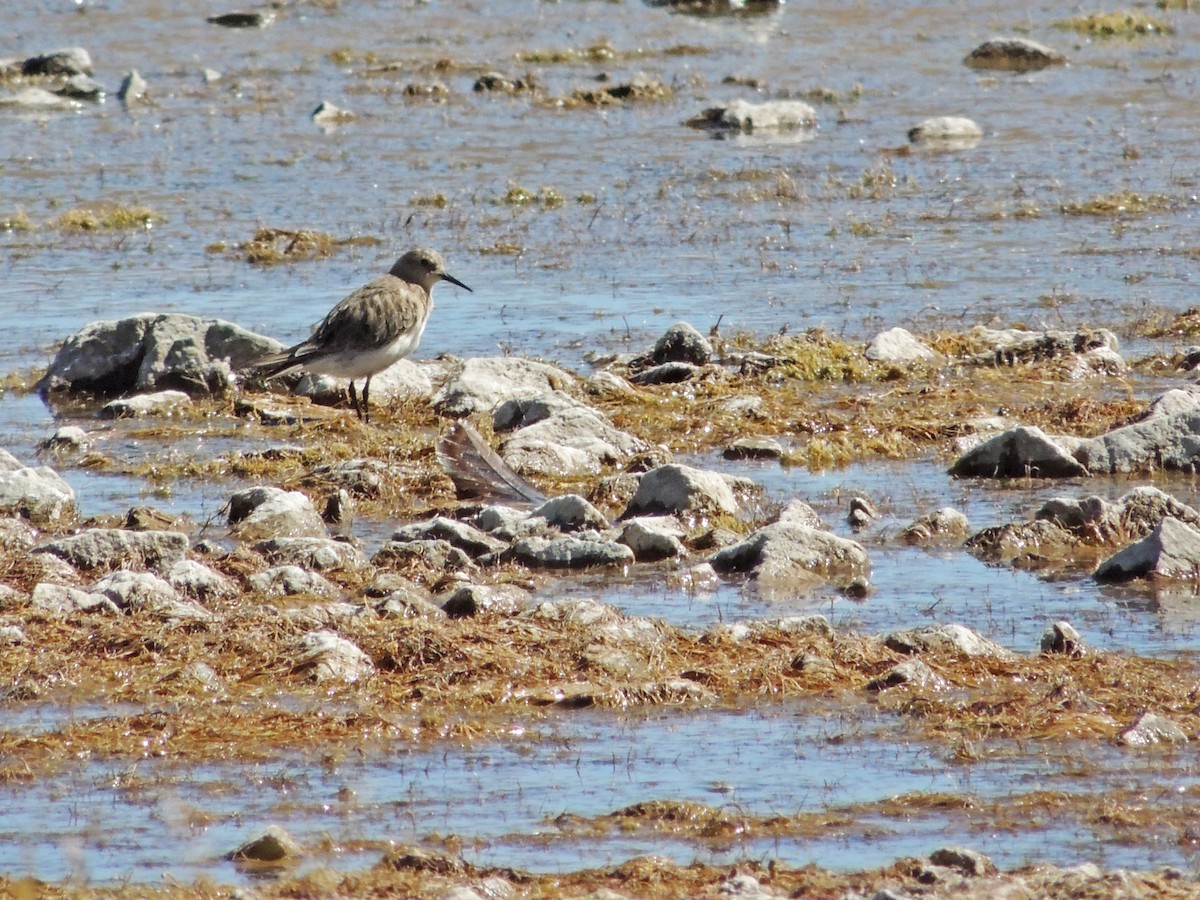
249,248 -> 471,422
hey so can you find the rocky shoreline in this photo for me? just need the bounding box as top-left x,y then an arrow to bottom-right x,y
1,308 -> 1199,891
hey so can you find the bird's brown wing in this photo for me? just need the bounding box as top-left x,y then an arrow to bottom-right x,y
247,276 -> 426,378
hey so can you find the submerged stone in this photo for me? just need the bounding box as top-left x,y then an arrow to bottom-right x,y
964,37 -> 1066,72
949,425 -> 1088,479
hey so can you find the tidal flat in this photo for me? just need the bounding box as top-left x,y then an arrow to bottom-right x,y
3,0 -> 1200,896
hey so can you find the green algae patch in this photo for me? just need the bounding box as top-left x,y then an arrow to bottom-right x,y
226,226 -> 382,265
1055,10 -> 1174,36
557,79 -> 674,108
518,41 -> 709,64
51,203 -> 159,231
498,185 -> 565,208
0,209 -> 34,232
1061,190 -> 1173,217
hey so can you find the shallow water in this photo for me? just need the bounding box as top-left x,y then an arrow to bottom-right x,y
4,0 -> 1200,887
3,704 -> 1198,884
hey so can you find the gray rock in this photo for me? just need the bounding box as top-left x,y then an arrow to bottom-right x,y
285,601 -> 370,628
965,326 -> 1119,368
391,517 -> 507,558
866,658 -> 947,692
0,87 -> 79,110
965,519 -> 1076,565
117,70 -> 148,103
40,425 -> 88,451
1035,495 -> 1110,533
900,508 -> 970,545
375,591 -> 446,620
1074,411 -> 1200,475
501,406 -> 647,476
304,458 -> 387,498
22,47 -> 93,76
442,583 -> 531,618
724,436 -> 784,460
907,117 -> 982,149
477,504 -> 532,534
91,570 -> 212,620
30,582 -> 120,615
523,597 -> 628,628
775,499 -> 824,529
373,539 -> 474,572
0,451 -> 75,524
311,100 -> 354,128
473,71 -> 534,93
618,518 -> 686,561
297,358 -> 433,406
254,537 -> 368,573
167,559 -> 237,600
964,37 -> 1067,72
492,391 -> 583,431
1144,387 -> 1200,418
847,496 -> 877,530
949,425 -> 1088,478
433,357 -> 576,417
227,825 -> 302,863
207,10 -> 275,27
53,74 -> 105,101
1095,517 -> 1200,582
928,847 -> 994,877
584,370 -> 639,399
99,390 -> 191,419
0,517 -> 38,553
323,489 -> 354,529
247,565 -> 340,598
628,361 -> 707,385
0,625 -> 26,645
292,629 -> 373,682
718,873 -> 773,898
1118,711 -> 1188,747
710,522 -> 869,591
39,313 -> 279,398
715,394 -> 765,418
1041,621 -> 1088,657
228,486 -> 327,540
510,536 -> 634,569
651,322 -> 714,366
531,494 -> 609,531
621,464 -> 740,518
885,623 -> 1016,661
687,99 -> 816,132
865,327 -> 939,363
34,528 -> 188,572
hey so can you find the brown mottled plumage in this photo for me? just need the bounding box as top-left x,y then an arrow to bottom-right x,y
250,248 -> 471,422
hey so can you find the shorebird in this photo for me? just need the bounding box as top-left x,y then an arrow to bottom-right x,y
249,248 -> 471,423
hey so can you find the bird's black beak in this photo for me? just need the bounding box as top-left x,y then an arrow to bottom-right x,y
441,273 -> 473,293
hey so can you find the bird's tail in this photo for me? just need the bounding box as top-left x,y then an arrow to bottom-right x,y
241,347 -> 312,382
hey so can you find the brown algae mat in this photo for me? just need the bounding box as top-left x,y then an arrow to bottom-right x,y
5,316 -> 1200,894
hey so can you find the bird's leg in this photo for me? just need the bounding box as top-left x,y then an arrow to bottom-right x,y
362,376 -> 372,424
348,381 -> 364,420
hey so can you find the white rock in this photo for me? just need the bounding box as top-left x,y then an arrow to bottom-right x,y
433,357 -> 576,417
710,522 -> 869,592
1095,517 -> 1200,582
292,629 -> 373,682
865,327 -> 939,363
907,116 -> 982,148
622,464 -> 740,518
99,390 -> 191,419
885,623 -> 1015,661
0,452 -> 76,524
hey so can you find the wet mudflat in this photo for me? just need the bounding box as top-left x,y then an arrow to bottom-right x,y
4,0 -> 1200,897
